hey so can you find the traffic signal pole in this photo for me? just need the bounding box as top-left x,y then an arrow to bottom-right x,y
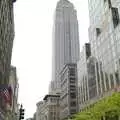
19,104 -> 25,120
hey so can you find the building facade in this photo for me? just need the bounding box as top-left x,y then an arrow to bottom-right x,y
36,95 -> 60,120
60,64 -> 78,120
76,0 -> 120,111
9,66 -> 19,120
88,0 -> 120,96
51,0 -> 80,93
77,0 -> 120,112
0,0 -> 16,84
77,43 -> 94,111
0,0 -> 16,119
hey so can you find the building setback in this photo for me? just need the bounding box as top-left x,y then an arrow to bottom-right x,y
51,0 -> 80,93
0,0 -> 16,84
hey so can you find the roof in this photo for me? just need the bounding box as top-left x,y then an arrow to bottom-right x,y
43,94 -> 60,100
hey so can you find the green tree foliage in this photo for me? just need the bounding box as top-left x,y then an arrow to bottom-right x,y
73,92 -> 120,120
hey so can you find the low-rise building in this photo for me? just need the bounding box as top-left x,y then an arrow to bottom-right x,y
36,94 -> 60,120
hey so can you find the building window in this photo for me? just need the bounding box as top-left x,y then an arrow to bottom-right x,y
119,58 -> 120,67
70,93 -> 76,98
104,0 -> 107,3
115,71 -> 119,85
108,0 -> 112,8
70,101 -> 76,107
96,28 -> 101,37
110,74 -> 114,88
111,7 -> 119,28
105,73 -> 109,90
69,68 -> 75,76
70,77 -> 75,83
70,109 -> 76,114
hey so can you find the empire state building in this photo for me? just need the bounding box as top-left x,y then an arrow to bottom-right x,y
51,0 -> 80,93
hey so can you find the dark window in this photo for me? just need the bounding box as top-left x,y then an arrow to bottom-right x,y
70,85 -> 75,88
110,74 -> 114,88
101,71 -> 105,92
85,43 -> 91,59
111,7 -> 119,28
70,77 -> 75,83
108,0 -> 112,8
70,101 -> 76,107
69,68 -> 75,76
70,109 -> 76,114
70,85 -> 76,91
104,0 -> 107,3
105,73 -> 109,90
96,28 -> 101,36
115,71 -> 119,85
70,93 -> 76,98
119,58 -> 120,66
89,87 -> 97,99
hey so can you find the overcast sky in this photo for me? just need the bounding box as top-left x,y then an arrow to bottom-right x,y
11,0 -> 89,119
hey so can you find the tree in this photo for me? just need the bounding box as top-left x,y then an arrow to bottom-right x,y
73,92 -> 120,120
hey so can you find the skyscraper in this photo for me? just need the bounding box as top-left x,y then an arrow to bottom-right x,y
51,0 -> 80,93
0,0 -> 16,84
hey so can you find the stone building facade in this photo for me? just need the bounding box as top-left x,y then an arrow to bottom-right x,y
60,64 -> 78,119
0,0 -> 16,84
36,94 -> 60,120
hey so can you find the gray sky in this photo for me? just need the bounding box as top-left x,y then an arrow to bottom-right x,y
11,0 -> 89,119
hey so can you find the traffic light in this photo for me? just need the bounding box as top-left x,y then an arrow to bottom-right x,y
19,104 -> 25,120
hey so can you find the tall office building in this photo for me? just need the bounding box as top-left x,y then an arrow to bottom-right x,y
51,0 -> 80,93
87,0 -> 120,103
0,0 -> 16,84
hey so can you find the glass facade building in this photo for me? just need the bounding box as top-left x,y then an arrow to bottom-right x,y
88,0 -> 120,94
77,0 -> 120,111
